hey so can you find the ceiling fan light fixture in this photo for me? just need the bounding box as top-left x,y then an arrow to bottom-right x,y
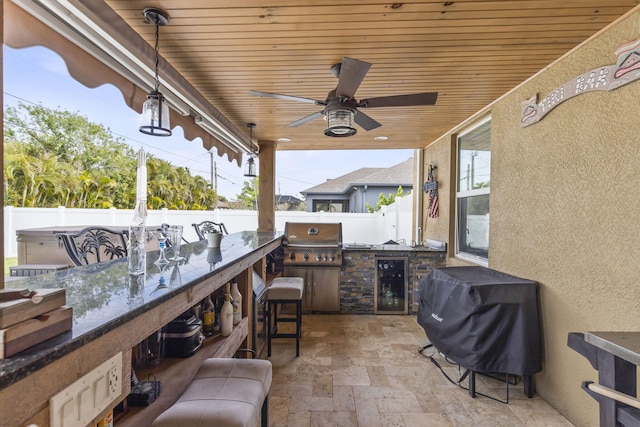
139,7 -> 172,137
325,108 -> 357,137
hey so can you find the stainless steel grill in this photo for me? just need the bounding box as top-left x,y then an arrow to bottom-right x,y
283,222 -> 342,266
283,222 -> 342,312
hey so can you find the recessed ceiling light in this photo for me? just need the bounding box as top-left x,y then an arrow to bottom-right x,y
374,136 -> 388,141
277,137 -> 291,143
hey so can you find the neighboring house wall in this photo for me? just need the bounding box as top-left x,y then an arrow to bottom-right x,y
306,185 -> 407,213
358,185 -> 408,212
420,7 -> 640,427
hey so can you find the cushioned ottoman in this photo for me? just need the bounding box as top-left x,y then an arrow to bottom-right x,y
152,358 -> 272,427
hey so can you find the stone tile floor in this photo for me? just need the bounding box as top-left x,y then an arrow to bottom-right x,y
266,314 -> 574,427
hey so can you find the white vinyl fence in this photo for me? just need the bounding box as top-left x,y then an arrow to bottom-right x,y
4,195 -> 414,258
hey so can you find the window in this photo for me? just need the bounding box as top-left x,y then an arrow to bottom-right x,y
312,200 -> 348,212
456,118 -> 491,263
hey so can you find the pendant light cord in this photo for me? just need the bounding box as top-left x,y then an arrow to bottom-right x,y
153,23 -> 160,92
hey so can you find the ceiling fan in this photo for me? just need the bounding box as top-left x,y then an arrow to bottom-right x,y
249,57 -> 438,137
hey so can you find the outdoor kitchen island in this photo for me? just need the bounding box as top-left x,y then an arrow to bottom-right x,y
341,242 -> 447,314
279,222 -> 447,315
0,230 -> 283,427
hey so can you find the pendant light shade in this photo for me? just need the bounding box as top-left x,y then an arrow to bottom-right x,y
140,91 -> 171,136
139,8 -> 172,137
244,123 -> 258,177
244,156 -> 257,177
325,107 -> 357,137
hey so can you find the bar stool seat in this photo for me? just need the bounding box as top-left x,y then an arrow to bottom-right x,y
267,277 -> 304,357
151,358 -> 272,427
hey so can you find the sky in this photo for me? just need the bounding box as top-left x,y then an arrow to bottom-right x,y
3,46 -> 414,201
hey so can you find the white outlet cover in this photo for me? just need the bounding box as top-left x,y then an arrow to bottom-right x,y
50,352 -> 122,427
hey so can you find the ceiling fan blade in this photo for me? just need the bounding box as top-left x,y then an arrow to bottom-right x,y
286,111 -> 324,128
249,90 -> 324,105
359,92 -> 438,108
354,110 -> 382,131
335,57 -> 372,99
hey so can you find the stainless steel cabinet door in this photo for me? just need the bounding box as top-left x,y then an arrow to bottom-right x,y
309,267 -> 340,311
283,267 -> 312,310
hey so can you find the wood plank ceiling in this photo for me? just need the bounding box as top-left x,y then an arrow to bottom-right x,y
105,0 -> 639,151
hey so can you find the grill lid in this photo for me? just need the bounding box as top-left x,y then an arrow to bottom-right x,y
284,222 -> 342,247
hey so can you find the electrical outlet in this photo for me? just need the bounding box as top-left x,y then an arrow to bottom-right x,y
50,352 -> 122,427
108,366 -> 120,397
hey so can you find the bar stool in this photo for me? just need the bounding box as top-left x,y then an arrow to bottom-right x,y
267,277 -> 304,357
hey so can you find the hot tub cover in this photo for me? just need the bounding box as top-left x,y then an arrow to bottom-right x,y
417,266 -> 542,376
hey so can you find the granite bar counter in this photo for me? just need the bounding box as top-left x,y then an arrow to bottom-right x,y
0,230 -> 283,427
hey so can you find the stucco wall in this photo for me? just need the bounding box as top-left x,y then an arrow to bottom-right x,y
421,7 -> 640,426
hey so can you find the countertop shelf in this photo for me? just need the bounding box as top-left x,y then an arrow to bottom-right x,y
585,331 -> 640,365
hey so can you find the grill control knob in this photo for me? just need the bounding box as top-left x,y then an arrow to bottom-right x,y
316,254 -> 321,261
303,253 -> 308,260
330,254 -> 335,262
289,252 -> 296,260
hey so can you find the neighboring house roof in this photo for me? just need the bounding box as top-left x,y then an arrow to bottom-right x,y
302,168 -> 383,195
302,158 -> 414,195
359,158 -> 413,187
276,195 -> 303,204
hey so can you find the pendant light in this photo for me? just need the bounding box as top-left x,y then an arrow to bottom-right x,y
244,123 -> 258,177
139,8 -> 172,137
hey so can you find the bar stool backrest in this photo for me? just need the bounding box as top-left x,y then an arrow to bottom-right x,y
55,226 -> 129,266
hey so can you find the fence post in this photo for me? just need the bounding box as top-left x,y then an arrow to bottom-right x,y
5,206 -> 14,259
57,206 -> 65,226
109,207 -> 117,225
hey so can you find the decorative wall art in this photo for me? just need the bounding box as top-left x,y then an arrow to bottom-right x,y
521,36 -> 640,127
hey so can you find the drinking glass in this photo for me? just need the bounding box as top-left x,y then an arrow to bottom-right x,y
128,225 -> 147,276
153,231 -> 169,265
166,225 -> 184,261
169,263 -> 182,287
128,273 -> 145,308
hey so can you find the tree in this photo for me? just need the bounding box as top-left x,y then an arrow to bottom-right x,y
235,177 -> 259,210
366,186 -> 410,213
4,103 -> 219,209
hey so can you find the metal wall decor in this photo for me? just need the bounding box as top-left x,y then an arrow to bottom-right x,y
521,36 -> 640,128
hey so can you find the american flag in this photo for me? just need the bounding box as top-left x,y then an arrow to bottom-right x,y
428,188 -> 439,218
427,165 -> 439,218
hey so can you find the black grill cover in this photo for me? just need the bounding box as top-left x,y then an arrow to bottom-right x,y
417,266 -> 541,376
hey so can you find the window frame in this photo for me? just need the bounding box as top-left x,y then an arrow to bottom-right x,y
312,199 -> 349,213
454,116 -> 491,266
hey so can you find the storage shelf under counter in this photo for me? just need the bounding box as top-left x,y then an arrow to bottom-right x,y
0,230 -> 283,427
118,317 -> 249,426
